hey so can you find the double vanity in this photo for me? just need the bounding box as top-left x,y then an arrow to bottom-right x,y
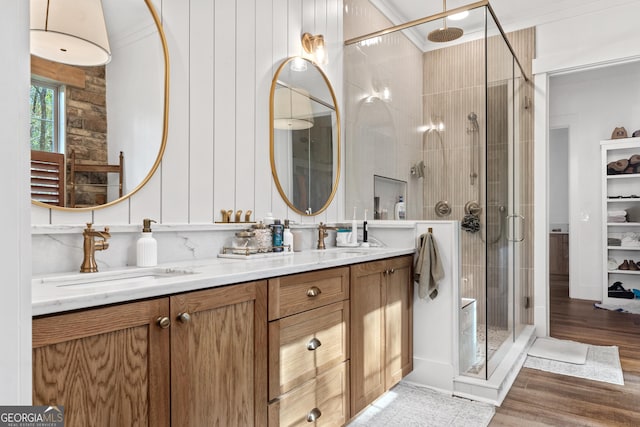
32,246 -> 415,426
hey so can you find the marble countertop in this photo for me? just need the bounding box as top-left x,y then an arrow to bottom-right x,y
32,246 -> 415,316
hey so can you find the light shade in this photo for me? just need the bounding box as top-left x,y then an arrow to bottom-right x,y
30,0 -> 111,66
274,87 -> 314,130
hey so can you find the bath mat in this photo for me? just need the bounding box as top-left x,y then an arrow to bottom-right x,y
527,337 -> 588,364
347,382 -> 494,427
524,344 -> 624,385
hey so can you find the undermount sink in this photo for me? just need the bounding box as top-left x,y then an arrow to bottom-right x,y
34,267 -> 199,289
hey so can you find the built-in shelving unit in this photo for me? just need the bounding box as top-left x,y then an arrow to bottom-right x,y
601,138 -> 640,303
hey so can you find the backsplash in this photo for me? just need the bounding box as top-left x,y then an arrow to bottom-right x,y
31,222 -> 419,276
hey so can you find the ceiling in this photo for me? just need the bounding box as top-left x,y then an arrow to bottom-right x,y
368,0 -> 639,51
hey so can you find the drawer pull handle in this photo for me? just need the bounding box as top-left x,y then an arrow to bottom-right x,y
389,268 -> 395,274
157,316 -> 171,329
306,286 -> 321,297
307,337 -> 322,351
306,407 -> 322,422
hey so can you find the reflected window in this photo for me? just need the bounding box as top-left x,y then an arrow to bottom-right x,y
30,79 -> 65,153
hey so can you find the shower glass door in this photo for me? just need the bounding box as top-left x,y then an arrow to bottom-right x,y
484,9 -> 523,378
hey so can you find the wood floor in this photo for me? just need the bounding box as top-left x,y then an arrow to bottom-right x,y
491,275 -> 640,426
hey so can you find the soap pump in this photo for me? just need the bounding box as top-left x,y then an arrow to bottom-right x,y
137,218 -> 158,267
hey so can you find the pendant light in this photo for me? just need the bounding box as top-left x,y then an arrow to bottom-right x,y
30,0 -> 112,66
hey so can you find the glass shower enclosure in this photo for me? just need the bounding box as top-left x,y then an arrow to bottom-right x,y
344,0 -> 531,380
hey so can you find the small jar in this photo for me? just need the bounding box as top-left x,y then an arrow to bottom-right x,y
252,222 -> 272,253
232,230 -> 258,255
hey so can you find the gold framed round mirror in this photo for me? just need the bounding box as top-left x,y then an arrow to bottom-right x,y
30,0 -> 169,210
270,57 -> 340,216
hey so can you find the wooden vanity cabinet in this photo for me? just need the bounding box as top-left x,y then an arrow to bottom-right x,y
32,281 -> 267,427
32,298 -> 171,427
267,267 -> 350,426
350,255 -> 413,416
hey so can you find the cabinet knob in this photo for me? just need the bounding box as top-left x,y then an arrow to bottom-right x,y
178,312 -> 191,323
389,268 -> 395,274
156,316 -> 171,329
306,286 -> 321,297
306,407 -> 322,422
307,337 -> 322,351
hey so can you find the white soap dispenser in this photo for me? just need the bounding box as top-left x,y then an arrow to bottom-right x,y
283,219 -> 294,252
137,218 -> 158,267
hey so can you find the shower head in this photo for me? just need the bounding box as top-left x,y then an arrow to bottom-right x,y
427,0 -> 463,43
428,26 -> 463,43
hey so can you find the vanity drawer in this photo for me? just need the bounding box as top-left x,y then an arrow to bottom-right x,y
268,267 -> 349,320
268,361 -> 349,427
269,301 -> 349,399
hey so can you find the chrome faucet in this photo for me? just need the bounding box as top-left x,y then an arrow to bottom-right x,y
317,222 -> 338,250
81,223 -> 111,273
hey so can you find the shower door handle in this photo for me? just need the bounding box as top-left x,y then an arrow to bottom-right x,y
507,214 -> 525,242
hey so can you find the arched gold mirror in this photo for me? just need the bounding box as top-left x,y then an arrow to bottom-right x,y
270,57 -> 340,216
30,0 -> 169,210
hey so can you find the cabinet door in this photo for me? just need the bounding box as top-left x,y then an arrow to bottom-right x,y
32,298 -> 170,427
350,260 -> 386,416
170,281 -> 268,427
384,256 -> 413,388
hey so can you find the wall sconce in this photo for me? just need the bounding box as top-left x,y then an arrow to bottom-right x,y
30,0 -> 111,66
274,86 -> 314,130
301,32 -> 327,65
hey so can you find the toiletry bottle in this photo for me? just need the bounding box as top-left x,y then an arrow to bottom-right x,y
137,218 -> 158,267
263,212 -> 275,226
363,209 -> 369,243
283,219 -> 294,252
351,207 -> 358,244
395,196 -> 406,220
271,219 -> 284,252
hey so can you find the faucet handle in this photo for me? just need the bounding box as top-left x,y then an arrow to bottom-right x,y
86,222 -> 93,229
104,226 -> 110,233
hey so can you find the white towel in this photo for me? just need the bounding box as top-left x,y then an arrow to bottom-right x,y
414,232 -> 444,300
608,210 -> 627,217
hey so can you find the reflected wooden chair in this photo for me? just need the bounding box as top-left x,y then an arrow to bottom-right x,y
69,150 -> 124,208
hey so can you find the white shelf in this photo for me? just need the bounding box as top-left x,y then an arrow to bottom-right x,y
606,173 -> 640,180
607,198 -> 640,202
602,139 -> 640,304
607,269 -> 640,275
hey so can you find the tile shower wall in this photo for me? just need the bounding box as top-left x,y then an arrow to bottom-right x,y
422,28 -> 535,326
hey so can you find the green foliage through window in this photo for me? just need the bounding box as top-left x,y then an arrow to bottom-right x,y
30,81 -> 58,152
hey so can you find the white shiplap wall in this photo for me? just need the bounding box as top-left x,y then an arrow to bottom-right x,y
32,0 -> 344,227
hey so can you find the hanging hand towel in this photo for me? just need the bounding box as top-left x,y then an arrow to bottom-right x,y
414,232 -> 444,299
